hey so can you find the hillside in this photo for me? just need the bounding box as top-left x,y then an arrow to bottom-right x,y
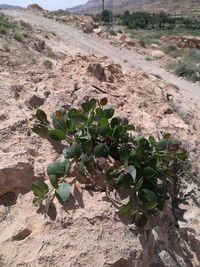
0,4 -> 23,10
68,0 -> 200,14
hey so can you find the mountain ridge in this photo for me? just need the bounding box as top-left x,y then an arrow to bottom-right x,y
68,0 -> 200,14
0,4 -> 23,10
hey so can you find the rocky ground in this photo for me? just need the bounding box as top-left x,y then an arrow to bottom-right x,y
0,12 -> 200,267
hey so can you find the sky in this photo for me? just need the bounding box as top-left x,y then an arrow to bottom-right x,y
0,0 -> 88,10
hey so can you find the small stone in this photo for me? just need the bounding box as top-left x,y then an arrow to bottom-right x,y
28,94 -> 45,109
164,108 -> 174,114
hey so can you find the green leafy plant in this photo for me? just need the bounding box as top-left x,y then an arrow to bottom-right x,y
43,59 -> 53,69
32,98 -> 187,226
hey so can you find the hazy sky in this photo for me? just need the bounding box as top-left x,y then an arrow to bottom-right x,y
0,0 -> 88,10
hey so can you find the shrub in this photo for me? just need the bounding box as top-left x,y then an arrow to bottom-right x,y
174,60 -> 200,82
13,30 -> 24,42
139,38 -> 146,48
31,98 -> 187,226
83,25 -> 94,34
101,10 -> 111,23
108,29 -> 117,36
161,44 -> 181,58
0,12 -> 16,35
0,25 -> 7,35
43,59 -> 53,69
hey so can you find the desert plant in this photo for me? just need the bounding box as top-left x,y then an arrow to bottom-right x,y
43,59 -> 53,69
139,38 -> 146,48
13,30 -> 24,42
101,10 -> 111,23
161,44 -> 181,58
32,98 -> 187,226
83,25 -> 94,34
174,60 -> 200,82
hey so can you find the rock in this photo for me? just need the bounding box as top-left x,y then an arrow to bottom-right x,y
126,38 -> 136,47
87,63 -> 105,81
151,50 -> 165,59
28,94 -> 45,108
164,107 -> 174,114
151,43 -> 159,49
119,34 -> 127,42
87,62 -> 123,83
161,35 -> 200,49
33,40 -> 45,52
93,28 -> 102,35
104,69 -> 114,83
0,151 -> 35,196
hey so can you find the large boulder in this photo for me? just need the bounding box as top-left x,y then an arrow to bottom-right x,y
151,50 -> 165,59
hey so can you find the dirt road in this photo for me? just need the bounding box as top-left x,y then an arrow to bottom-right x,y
3,10 -> 200,102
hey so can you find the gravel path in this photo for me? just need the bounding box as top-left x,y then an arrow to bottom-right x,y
3,10 -> 200,102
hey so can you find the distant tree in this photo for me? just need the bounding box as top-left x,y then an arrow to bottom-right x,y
122,10 -> 131,26
101,10 -> 110,23
157,11 -> 169,28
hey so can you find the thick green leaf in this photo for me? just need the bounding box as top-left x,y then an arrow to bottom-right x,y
71,142 -> 82,158
81,154 -> 92,165
32,181 -> 49,197
103,107 -> 115,119
82,140 -> 93,153
97,125 -> 110,136
142,202 -> 158,210
126,124 -> 135,131
134,177 -> 143,191
49,175 -> 58,188
81,102 -> 92,113
47,158 -> 70,178
141,189 -> 158,203
94,144 -> 109,158
88,126 -> 98,138
36,109 -> 48,123
116,174 -> 134,188
128,165 -> 137,182
56,183 -> 71,203
32,124 -> 48,136
118,200 -> 131,215
52,109 -> 68,132
81,99 -> 96,112
143,167 -> 157,180
135,213 -> 147,227
48,129 -> 66,140
98,118 -> 109,127
119,147 -> 131,162
95,108 -> 105,120
111,117 -> 122,128
149,136 -> 156,146
156,140 -> 170,151
79,161 -> 86,176
163,133 -> 172,140
139,137 -> 150,150
68,109 -> 87,125
63,147 -> 74,159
